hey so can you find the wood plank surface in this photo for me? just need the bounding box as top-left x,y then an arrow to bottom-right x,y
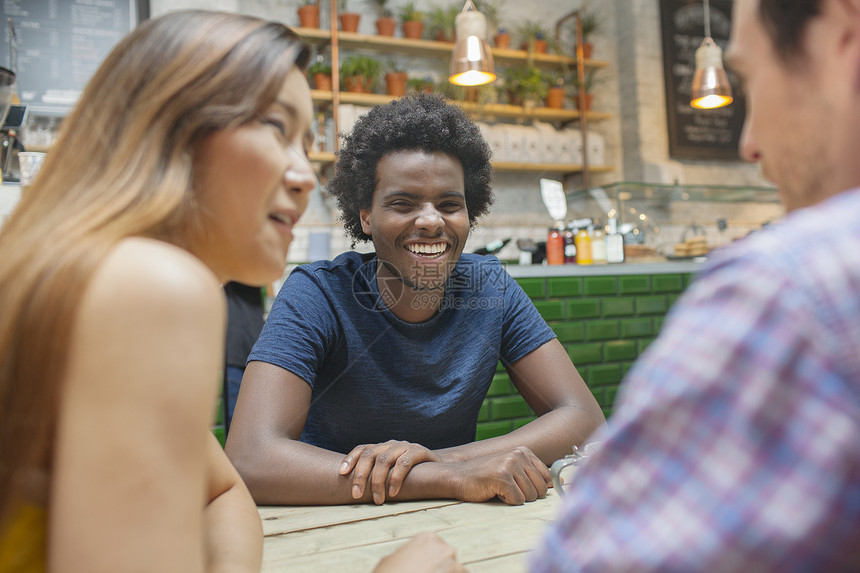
259,491 -> 563,572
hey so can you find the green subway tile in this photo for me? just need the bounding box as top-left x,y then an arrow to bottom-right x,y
586,320 -> 619,341
584,276 -> 618,296
513,416 -> 537,429
587,364 -> 623,386
603,406 -> 613,418
476,421 -> 513,440
637,295 -> 668,315
211,426 -> 226,447
566,298 -> 601,319
654,316 -> 665,333
496,360 -> 506,372
620,317 -> 653,338
568,342 -> 603,364
516,277 -> 546,299
605,340 -> 637,361
602,297 -> 635,317
682,273 -> 694,289
490,396 -> 532,420
591,387 -> 605,407
653,274 -> 684,293
668,294 -> 682,307
606,386 -> 619,408
478,401 -> 490,422
547,277 -> 582,297
487,374 -> 512,396
552,322 -> 585,343
533,299 -> 565,321
618,275 -> 651,294
638,337 -> 656,353
621,362 -> 634,377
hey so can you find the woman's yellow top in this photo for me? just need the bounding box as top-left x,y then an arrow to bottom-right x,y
0,503 -> 46,573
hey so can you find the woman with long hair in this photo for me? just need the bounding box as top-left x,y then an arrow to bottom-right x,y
0,10 -> 317,571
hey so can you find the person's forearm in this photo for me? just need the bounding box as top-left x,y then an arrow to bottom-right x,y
228,439 -> 457,505
436,406 -> 606,465
203,481 -> 263,573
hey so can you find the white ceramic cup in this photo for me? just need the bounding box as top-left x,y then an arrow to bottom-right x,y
18,151 -> 47,187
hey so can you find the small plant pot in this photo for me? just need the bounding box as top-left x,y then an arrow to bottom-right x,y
313,73 -> 332,91
580,42 -> 593,60
493,32 -> 511,49
402,20 -> 424,39
340,12 -> 361,32
434,31 -> 453,42
545,86 -> 565,109
574,93 -> 593,111
297,4 -> 320,29
343,75 -> 373,93
522,39 -> 547,53
375,17 -> 396,36
385,72 -> 408,97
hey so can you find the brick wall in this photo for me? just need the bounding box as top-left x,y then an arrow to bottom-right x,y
475,271 -> 693,440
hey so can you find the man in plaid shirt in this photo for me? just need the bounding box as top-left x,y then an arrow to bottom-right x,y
531,0 -> 860,570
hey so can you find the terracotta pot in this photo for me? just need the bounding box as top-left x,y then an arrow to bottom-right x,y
434,30 -> 453,43
402,20 -> 424,39
297,4 -> 320,29
580,42 -> 593,60
339,12 -> 361,32
313,72 -> 332,91
385,72 -> 408,97
343,75 -> 373,93
574,93 -> 593,111
522,38 -> 547,53
545,86 -> 565,109
493,32 -> 510,49
375,17 -> 396,36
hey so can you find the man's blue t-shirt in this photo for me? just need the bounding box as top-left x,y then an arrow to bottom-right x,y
248,251 -> 555,453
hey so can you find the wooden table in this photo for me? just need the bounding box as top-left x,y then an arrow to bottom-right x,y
258,490 -> 563,572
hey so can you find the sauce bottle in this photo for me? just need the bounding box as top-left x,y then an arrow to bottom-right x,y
546,222 -> 565,265
575,226 -> 592,265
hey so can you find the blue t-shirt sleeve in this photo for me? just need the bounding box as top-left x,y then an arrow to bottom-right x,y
497,267 -> 556,364
247,267 -> 337,388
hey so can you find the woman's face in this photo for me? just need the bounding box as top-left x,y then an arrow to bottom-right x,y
191,66 -> 316,285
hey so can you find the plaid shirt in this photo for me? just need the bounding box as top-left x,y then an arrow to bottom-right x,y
530,189 -> 860,572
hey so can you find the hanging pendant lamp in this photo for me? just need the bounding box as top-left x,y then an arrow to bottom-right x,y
449,0 -> 496,87
690,0 -> 732,109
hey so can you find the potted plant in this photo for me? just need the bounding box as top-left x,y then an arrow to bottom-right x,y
502,65 -> 547,108
426,3 -> 459,43
366,0 -> 396,36
567,68 -> 603,111
398,1 -> 425,40
575,8 -> 602,60
384,59 -> 408,96
296,0 -> 320,29
338,0 -> 361,33
340,55 -> 382,93
308,59 -> 333,91
543,70 -> 565,109
407,76 -> 435,94
517,20 -> 550,54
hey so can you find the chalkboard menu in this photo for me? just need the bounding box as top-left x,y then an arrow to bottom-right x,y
659,0 -> 745,160
0,0 -> 148,116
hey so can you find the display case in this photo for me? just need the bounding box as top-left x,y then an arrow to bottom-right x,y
565,181 -> 783,262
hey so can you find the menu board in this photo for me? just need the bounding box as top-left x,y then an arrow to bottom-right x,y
659,0 -> 746,160
0,0 -> 148,116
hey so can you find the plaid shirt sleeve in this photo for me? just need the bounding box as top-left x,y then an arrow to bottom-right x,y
529,234 -> 860,572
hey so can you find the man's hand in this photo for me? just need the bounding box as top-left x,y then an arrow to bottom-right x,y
451,447 -> 550,505
340,440 -> 441,504
373,532 -> 466,573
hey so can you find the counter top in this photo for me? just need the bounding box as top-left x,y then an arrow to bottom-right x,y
504,260 -> 706,278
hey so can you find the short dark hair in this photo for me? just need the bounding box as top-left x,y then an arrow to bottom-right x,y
326,92 -> 494,244
759,0 -> 821,65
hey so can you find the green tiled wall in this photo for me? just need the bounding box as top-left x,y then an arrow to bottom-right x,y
475,272 -> 692,441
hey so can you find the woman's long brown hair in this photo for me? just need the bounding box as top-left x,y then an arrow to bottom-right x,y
0,9 -> 308,526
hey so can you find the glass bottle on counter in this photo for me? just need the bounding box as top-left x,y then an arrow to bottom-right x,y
563,222 -> 577,264
606,217 -> 625,263
591,221 -> 607,264
546,222 -> 565,265
575,225 -> 592,265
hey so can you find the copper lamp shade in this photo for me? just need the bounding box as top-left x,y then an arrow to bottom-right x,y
690,37 -> 732,109
449,0 -> 495,87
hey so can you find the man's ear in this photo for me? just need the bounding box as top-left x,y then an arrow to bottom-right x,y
359,209 -> 372,236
